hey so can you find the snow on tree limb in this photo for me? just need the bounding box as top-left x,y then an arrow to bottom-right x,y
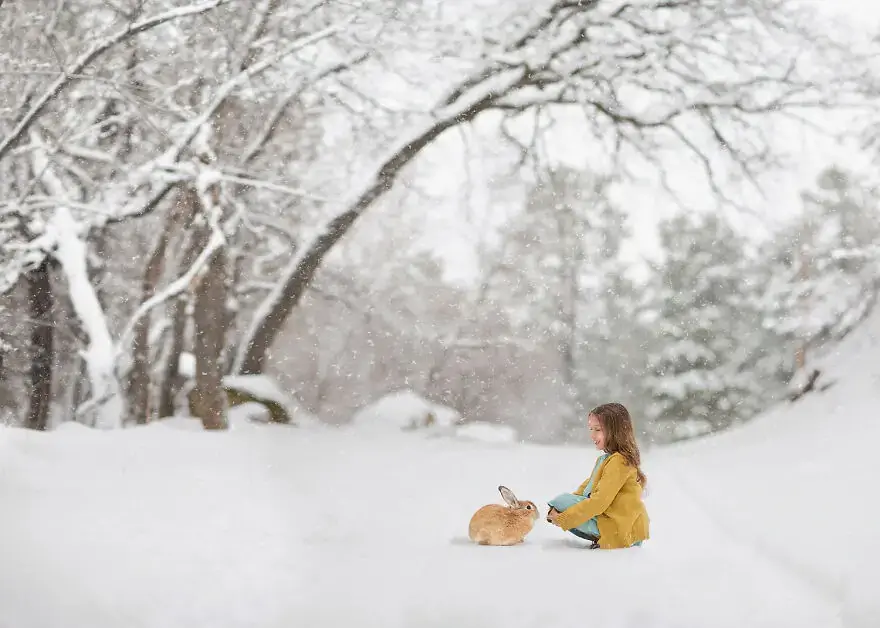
232,0 -> 858,374
232,69 -> 526,375
97,25 -> 360,229
233,0 -> 280,72
481,1 -> 859,197
116,211 -> 226,353
164,19 -> 353,166
42,207 -> 123,430
2,7 -> 360,311
212,173 -> 328,201
0,0 -> 231,163
240,53 -> 369,166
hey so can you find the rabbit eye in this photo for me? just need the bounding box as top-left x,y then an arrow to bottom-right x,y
526,504 -> 532,509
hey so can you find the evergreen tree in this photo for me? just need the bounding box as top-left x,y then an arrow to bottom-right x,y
486,165 -> 647,441
759,166 -> 880,378
644,212 -> 767,440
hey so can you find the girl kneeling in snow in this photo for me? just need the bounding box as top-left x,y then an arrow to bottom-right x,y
546,402 -> 649,549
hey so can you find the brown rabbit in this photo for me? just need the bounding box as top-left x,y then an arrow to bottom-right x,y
468,485 -> 540,546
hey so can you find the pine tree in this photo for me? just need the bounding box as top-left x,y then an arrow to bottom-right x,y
486,165 -> 647,441
759,166 -> 880,379
644,212 -> 767,441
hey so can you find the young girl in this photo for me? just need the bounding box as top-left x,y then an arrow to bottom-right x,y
546,402 -> 649,549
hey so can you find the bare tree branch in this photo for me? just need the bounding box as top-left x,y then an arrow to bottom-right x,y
229,0 -> 871,376
240,54 -> 369,166
0,0 -> 232,162
116,214 -> 226,354
233,68 -> 526,374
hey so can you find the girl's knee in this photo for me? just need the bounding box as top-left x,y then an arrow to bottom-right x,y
548,493 -> 584,511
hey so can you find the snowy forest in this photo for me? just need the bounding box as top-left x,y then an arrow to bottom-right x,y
2,0 -> 880,446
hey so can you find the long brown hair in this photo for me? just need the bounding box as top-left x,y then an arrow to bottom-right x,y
590,402 -> 647,488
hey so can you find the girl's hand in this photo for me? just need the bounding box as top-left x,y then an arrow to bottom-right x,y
546,508 -> 560,525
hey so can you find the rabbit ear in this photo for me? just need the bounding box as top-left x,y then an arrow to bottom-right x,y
498,485 -> 520,507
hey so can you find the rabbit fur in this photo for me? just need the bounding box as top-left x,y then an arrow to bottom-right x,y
468,485 -> 540,546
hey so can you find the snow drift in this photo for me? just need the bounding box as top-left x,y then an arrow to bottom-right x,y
654,304 -> 880,627
350,389 -> 461,432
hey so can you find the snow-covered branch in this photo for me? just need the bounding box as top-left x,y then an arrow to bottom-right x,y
214,173 -> 328,201
99,19 -> 363,228
116,217 -> 226,352
42,207 -> 122,430
240,52 -> 370,166
0,0 -> 231,162
166,19 -> 353,165
232,69 -> 524,374
232,0 -> 865,376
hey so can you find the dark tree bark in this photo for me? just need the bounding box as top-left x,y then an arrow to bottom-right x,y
157,198 -> 204,419
234,89 -> 502,376
191,243 -> 229,430
25,260 -> 54,430
129,187 -> 195,423
157,294 -> 190,418
128,231 -> 172,423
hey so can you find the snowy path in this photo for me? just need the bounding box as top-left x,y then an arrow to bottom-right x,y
663,462 -> 845,607
0,422 -> 853,628
281,431 -> 844,628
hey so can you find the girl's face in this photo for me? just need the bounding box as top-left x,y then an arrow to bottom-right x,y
588,414 -> 606,450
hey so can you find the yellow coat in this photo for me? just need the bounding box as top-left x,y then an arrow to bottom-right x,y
555,452 -> 649,549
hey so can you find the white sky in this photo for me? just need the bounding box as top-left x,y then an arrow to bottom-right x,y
372,0 -> 880,285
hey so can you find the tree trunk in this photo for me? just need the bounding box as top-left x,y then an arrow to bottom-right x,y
191,243 -> 229,430
25,259 -> 54,430
233,210 -> 361,376
158,294 -> 190,418
128,231 -> 171,424
70,357 -> 88,413
129,187 -> 195,423
157,198 -> 204,418
221,240 -> 244,374
233,84 -> 507,376
795,239 -> 810,370
187,178 -> 230,432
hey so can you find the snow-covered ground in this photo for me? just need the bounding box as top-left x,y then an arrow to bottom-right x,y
1,313 -> 878,627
